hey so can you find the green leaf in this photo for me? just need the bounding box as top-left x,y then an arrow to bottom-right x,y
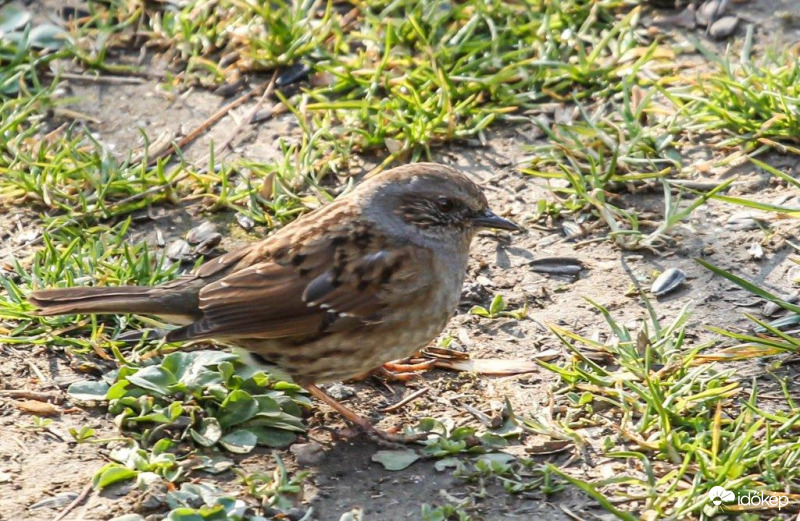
476,452 -> 516,466
247,426 -> 296,448
92,464 -> 138,489
218,429 -> 258,454
469,305 -> 489,317
106,381 -> 131,400
216,389 -> 258,429
164,351 -> 236,388
190,418 -> 222,447
546,464 -> 638,521
67,380 -> 110,401
29,24 -> 66,50
126,365 -> 177,395
192,455 -> 234,475
252,394 -> 281,417
152,438 -> 175,456
0,5 -> 30,35
433,458 -> 460,471
489,294 -> 506,316
371,449 -> 420,471
165,506 -> 225,521
696,258 -> 800,315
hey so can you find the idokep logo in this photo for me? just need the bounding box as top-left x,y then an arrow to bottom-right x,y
708,486 -> 789,510
708,486 -> 735,506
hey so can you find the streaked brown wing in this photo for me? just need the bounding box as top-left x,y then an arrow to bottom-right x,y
165,225 -> 433,342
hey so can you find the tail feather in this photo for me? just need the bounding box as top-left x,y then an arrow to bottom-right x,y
29,286 -> 192,320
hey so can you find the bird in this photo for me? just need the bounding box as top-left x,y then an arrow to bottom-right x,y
29,162 -> 520,442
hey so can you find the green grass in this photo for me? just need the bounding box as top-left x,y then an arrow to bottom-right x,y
61,0 -> 650,172
520,79 -> 735,250
673,30 -> 800,158
539,298 -> 800,518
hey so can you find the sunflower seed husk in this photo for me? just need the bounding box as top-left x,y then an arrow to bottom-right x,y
166,239 -> 192,261
236,213 -> 255,231
651,268 -> 686,296
763,293 -> 800,317
562,221 -> 584,239
696,0 -> 729,26
195,233 -> 222,255
186,221 -> 218,245
530,257 -> 584,275
669,5 -> 697,29
726,212 -> 769,231
709,15 -> 738,39
29,492 -> 79,510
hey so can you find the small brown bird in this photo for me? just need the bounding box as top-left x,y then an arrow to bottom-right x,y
30,163 -> 519,442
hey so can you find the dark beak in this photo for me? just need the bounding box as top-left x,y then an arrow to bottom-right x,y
471,210 -> 521,232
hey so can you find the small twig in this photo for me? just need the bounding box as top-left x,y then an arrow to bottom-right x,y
457,401 -> 496,428
558,504 -> 587,521
25,360 -> 49,385
214,70 -> 279,155
326,7 -> 359,44
109,82 -> 272,209
379,387 -> 429,413
107,171 -> 190,212
51,481 -> 93,521
52,108 -> 102,124
58,71 -> 146,85
146,89 -> 258,167
0,390 -> 64,404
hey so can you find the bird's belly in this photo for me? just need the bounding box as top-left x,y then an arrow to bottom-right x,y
238,307 -> 454,384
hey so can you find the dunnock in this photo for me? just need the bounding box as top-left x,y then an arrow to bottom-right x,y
30,163 -> 519,442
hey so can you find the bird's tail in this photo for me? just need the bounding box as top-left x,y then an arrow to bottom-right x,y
29,286 -> 177,317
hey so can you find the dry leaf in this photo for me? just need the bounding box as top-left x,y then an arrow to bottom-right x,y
15,400 -> 60,416
432,351 -> 559,375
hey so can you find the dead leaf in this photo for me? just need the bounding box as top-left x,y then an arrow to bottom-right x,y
15,400 -> 60,416
432,351 -> 559,375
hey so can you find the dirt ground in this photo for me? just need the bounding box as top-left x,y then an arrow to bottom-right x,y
3,0 -> 800,520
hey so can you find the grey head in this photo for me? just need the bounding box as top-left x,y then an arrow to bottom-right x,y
356,163 -> 519,250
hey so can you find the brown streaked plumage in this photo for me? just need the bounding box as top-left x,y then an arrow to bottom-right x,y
29,162 -> 519,442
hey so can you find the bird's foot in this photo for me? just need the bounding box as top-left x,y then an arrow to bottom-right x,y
348,358 -> 436,383
306,384 -> 427,447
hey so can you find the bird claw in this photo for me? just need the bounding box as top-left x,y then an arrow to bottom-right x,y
348,359 -> 437,383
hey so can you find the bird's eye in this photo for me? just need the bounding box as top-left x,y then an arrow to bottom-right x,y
436,197 -> 454,213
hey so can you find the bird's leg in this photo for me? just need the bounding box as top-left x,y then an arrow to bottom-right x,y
306,384 -> 427,444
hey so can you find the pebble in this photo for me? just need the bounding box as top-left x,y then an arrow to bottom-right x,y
290,442 -> 325,467
326,383 -> 355,401
461,282 -> 489,303
747,243 -> 764,261
709,16 -> 738,39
